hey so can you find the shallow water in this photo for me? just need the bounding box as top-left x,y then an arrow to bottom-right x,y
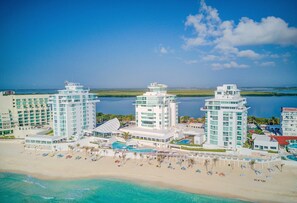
0,173 -> 249,203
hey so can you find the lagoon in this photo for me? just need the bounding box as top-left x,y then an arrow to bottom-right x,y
96,96 -> 297,118
3,89 -> 296,118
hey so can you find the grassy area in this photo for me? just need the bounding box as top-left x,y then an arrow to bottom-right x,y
181,146 -> 226,152
0,135 -> 15,139
267,150 -> 278,154
91,89 -> 297,97
46,129 -> 54,135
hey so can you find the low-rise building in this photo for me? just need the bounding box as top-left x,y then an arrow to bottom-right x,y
252,134 -> 279,152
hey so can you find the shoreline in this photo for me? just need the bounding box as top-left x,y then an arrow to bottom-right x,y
0,169 -> 253,203
1,141 -> 297,203
93,93 -> 297,97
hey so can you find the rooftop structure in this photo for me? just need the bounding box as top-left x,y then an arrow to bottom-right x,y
271,135 -> 297,146
92,118 -> 121,138
201,84 -> 249,150
120,126 -> 174,143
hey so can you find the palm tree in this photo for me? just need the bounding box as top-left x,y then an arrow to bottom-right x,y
204,159 -> 210,171
140,153 -> 143,162
188,158 -> 195,168
212,157 -> 219,169
68,145 -> 74,155
280,163 -> 285,172
83,146 -> 89,157
122,132 -> 131,140
249,160 -> 256,171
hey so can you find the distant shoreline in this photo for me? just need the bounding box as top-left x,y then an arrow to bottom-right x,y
2,88 -> 297,97
90,90 -> 297,97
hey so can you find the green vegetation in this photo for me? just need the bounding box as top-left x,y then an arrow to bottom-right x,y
248,116 -> 280,125
46,129 -> 54,135
122,132 -> 131,140
243,133 -> 253,149
0,135 -> 15,139
254,129 -> 264,135
180,115 -> 205,123
182,143 -> 202,147
181,146 -> 226,152
267,150 -> 278,154
96,112 -> 134,125
91,89 -> 297,97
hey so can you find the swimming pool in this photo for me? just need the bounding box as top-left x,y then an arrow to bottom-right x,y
288,143 -> 297,149
129,148 -> 156,153
286,155 -> 297,161
112,141 -> 156,153
176,139 -> 191,145
112,142 -> 127,149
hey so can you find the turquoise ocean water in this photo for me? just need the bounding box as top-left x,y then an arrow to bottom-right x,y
0,173 -> 249,203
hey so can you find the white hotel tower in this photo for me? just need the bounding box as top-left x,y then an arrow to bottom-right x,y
135,82 -> 178,130
201,84 -> 248,149
49,82 -> 99,140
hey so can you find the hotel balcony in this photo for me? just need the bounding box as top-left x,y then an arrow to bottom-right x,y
200,107 -> 207,111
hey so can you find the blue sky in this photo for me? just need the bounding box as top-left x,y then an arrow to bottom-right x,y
1,0 -> 297,89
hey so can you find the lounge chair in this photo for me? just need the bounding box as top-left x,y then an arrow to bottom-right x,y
196,169 -> 201,173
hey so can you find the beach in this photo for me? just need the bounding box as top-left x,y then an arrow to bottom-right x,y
0,140 -> 297,203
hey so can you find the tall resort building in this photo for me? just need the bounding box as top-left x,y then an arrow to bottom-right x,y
135,82 -> 178,130
201,84 -> 249,149
281,107 -> 297,136
49,82 -> 99,140
0,91 -> 52,138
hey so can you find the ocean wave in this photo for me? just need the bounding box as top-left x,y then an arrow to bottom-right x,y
41,196 -> 54,200
64,197 -> 75,200
22,179 -> 47,189
80,188 -> 91,191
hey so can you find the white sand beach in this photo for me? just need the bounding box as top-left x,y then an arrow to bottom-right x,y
0,140 -> 297,203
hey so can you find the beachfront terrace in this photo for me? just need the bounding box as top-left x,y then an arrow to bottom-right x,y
25,135 -> 67,149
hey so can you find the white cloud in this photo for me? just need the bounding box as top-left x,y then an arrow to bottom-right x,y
211,61 -> 249,70
160,46 -> 168,54
184,60 -> 198,64
202,54 -> 218,61
269,54 -> 280,58
184,0 -> 221,48
183,0 -> 297,66
185,4 -> 297,49
237,50 -> 261,59
218,17 -> 297,47
156,45 -> 173,55
260,61 -> 276,67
